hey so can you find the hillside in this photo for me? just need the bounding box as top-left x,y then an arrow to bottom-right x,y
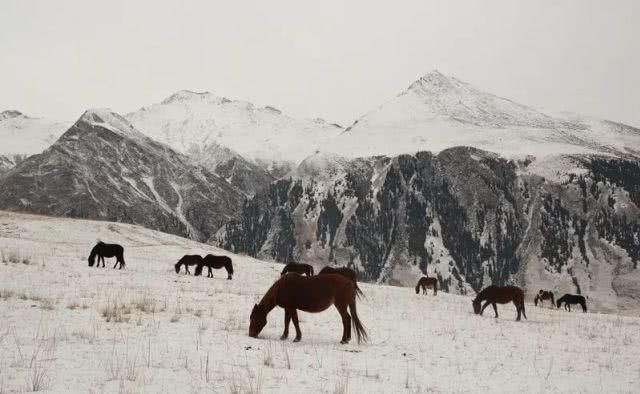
0,211 -> 638,393
220,148 -> 640,314
0,109 -> 244,241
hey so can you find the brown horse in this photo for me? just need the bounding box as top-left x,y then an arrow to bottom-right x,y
194,254 -> 233,280
472,285 -> 527,321
249,273 -> 367,344
415,276 -> 438,295
534,290 -> 555,307
318,266 -> 364,298
281,262 -> 314,276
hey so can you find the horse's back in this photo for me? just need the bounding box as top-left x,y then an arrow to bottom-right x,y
276,273 -> 355,311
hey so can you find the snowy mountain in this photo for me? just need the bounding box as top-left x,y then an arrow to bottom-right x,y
0,109 -> 245,241
0,110 -> 70,156
219,147 -> 640,313
329,70 -> 640,161
126,90 -> 343,175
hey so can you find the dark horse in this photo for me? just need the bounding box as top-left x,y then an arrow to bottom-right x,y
280,262 -> 314,276
534,290 -> 555,307
415,276 -> 438,296
318,266 -> 364,298
249,273 -> 367,344
472,285 -> 527,321
88,242 -> 125,269
174,255 -> 203,274
556,294 -> 587,312
194,254 -> 234,280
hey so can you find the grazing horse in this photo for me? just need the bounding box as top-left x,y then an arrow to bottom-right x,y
280,262 -> 314,276
194,254 -> 234,280
415,276 -> 438,296
249,273 -> 367,344
318,266 -> 364,298
556,294 -> 587,312
88,242 -> 125,269
534,290 -> 555,307
174,255 -> 203,274
472,285 -> 527,321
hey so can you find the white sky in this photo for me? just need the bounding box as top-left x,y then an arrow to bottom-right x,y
1,0 -> 639,127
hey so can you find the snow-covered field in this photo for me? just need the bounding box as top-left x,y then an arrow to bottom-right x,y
1,211 -> 639,393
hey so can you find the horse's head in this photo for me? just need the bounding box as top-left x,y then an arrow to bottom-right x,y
88,255 -> 95,267
249,304 -> 267,338
556,299 -> 561,308
194,264 -> 203,276
472,298 -> 481,314
174,262 -> 181,274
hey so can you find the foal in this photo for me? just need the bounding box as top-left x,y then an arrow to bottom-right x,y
318,266 -> 363,298
534,290 -> 555,307
249,273 -> 367,344
281,262 -> 314,276
556,294 -> 587,312
472,285 -> 527,321
174,255 -> 203,274
415,276 -> 438,295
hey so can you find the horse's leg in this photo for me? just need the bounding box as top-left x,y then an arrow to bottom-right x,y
281,309 -> 291,340
208,267 -> 213,278
335,303 -> 351,344
480,301 -> 491,316
491,303 -> 498,318
113,259 -> 118,269
290,310 -> 302,342
567,304 -> 571,312
186,265 -> 191,275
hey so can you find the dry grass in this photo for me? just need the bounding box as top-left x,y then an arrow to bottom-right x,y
101,300 -> 132,323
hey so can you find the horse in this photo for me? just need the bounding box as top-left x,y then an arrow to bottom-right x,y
280,262 -> 314,276
415,276 -> 438,295
556,294 -> 587,312
174,255 -> 203,274
472,285 -> 527,321
534,290 -> 555,307
88,242 -> 125,269
249,273 -> 367,344
194,254 -> 234,280
318,266 -> 364,298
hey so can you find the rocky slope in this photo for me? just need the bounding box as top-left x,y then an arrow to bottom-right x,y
218,147 -> 640,313
0,109 -> 244,241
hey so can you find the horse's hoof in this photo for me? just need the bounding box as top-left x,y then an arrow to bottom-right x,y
280,336 -> 288,340
293,338 -> 301,343
340,340 -> 349,344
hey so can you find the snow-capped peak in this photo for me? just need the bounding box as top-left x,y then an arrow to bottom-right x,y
406,69 -> 460,94
78,108 -> 139,136
160,90 -> 214,104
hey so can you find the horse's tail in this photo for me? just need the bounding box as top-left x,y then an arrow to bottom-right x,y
349,299 -> 368,344
521,299 -> 527,320
415,281 -> 421,294
534,295 -> 539,306
354,282 -> 365,299
434,280 -> 437,295
280,265 -> 288,276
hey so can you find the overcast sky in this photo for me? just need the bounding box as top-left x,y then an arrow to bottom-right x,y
1,0 -> 639,127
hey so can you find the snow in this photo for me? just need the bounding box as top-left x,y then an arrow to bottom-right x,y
0,111 -> 70,156
326,71 -> 640,168
1,211 -> 639,393
126,91 -> 343,167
